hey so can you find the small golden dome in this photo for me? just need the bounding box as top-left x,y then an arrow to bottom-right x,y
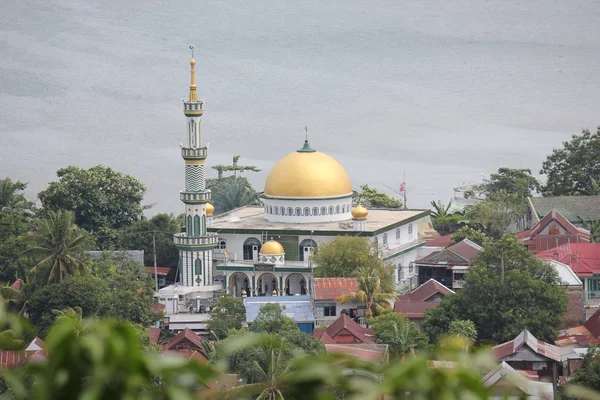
352,204 -> 369,219
263,141 -> 352,198
241,289 -> 247,295
272,289 -> 278,295
206,203 -> 214,217
190,58 -> 196,66
259,240 -> 285,255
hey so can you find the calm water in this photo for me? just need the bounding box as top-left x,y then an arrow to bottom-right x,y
1,0 -> 599,213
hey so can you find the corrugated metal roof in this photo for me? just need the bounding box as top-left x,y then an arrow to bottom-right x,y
313,278 -> 358,301
244,296 -> 314,323
492,330 -> 561,362
530,196 -> 600,222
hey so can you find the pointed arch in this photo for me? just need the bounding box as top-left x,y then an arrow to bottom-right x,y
193,215 -> 200,236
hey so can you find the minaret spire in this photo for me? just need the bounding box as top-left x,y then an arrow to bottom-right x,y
188,45 -> 198,102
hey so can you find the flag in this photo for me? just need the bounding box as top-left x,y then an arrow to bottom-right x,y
399,182 -> 406,192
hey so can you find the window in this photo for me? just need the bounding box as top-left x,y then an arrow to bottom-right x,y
329,206 -> 334,215
202,215 -> 206,234
243,237 -> 261,260
274,207 -> 279,215
303,207 -> 310,216
324,304 -> 337,317
383,233 -> 388,245
186,215 -> 192,235
321,206 -> 327,215
313,207 -> 319,216
280,206 -> 285,215
408,263 -> 413,274
193,215 -> 200,236
299,239 -> 318,262
219,239 -> 227,249
408,223 -> 413,237
296,207 -> 302,216
195,258 -> 202,275
398,265 -> 404,281
342,205 -> 346,213
288,207 -> 293,216
336,205 -> 340,214
269,206 -> 273,214
396,228 -> 401,240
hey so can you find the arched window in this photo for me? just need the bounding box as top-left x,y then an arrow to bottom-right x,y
295,207 -> 302,216
287,207 -> 293,216
280,206 -> 285,215
265,204 -> 268,213
186,215 -> 192,235
219,239 -> 227,249
299,239 -> 318,262
303,207 -> 310,216
398,264 -> 404,281
243,237 -> 261,260
202,215 -> 206,234
342,205 -> 346,213
193,215 -> 200,236
320,206 -> 327,215
269,206 -> 273,214
195,258 -> 202,275
312,207 -> 319,216
396,228 -> 401,240
383,233 -> 388,245
274,207 -> 279,215
328,206 -> 334,215
408,223 -> 413,237
336,205 -> 340,214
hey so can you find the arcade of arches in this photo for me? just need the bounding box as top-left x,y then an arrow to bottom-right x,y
226,271 -> 310,298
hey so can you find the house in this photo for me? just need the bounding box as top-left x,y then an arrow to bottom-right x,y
161,327 -> 206,353
0,337 -> 47,370
146,266 -> 171,289
525,196 -> 600,230
313,278 -> 365,328
518,210 -> 590,254
394,279 -> 454,327
536,243 -> 600,314
414,239 -> 483,290
555,323 -> 599,377
244,295 -> 315,334
482,361 -> 554,400
543,260 -> 584,326
314,314 -> 374,344
492,330 -> 561,390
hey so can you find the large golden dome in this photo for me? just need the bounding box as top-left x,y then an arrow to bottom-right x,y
264,141 -> 352,198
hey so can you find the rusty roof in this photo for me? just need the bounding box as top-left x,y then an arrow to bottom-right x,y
313,314 -> 374,344
425,235 -> 453,248
145,266 -> 171,276
393,279 -> 454,319
148,327 -> 161,345
162,328 -> 205,352
492,330 -> 561,362
313,278 -> 359,301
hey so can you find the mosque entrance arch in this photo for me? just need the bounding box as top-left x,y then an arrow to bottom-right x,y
229,272 -> 250,298
285,273 -> 306,295
243,237 -> 261,261
257,273 -> 278,296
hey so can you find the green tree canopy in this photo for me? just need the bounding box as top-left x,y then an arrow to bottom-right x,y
466,168 -> 540,199
448,320 -> 477,345
120,213 -> 180,268
430,199 -> 463,234
209,176 -> 259,215
207,293 -> 246,340
541,126 -> 600,196
423,235 -> 568,344
313,236 -> 381,278
353,184 -> 402,208
451,226 -> 488,247
339,266 -> 396,318
370,311 -> 427,360
463,192 -> 527,239
250,303 -> 299,335
211,155 -> 261,179
38,166 -> 147,248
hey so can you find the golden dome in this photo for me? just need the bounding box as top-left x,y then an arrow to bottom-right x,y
206,203 -> 214,217
190,58 -> 196,66
263,141 -> 352,198
259,240 -> 285,255
352,204 -> 369,219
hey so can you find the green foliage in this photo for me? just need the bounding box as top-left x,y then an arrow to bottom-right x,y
338,266 -> 396,318
313,236 -> 381,278
120,213 -> 180,268
370,311 -> 427,360
211,155 -> 261,180
207,294 -> 246,340
448,320 -> 477,344
565,346 -> 600,398
26,210 -> 92,285
423,235 -> 568,344
430,199 -> 464,234
353,184 -> 402,208
451,226 -> 488,247
209,177 -> 259,215
466,168 -> 540,199
250,303 -> 298,335
578,216 -> 600,243
279,329 -> 325,356
463,192 -> 527,239
38,166 -> 147,248
541,126 -> 600,196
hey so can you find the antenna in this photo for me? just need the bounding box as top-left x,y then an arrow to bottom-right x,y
189,44 -> 195,59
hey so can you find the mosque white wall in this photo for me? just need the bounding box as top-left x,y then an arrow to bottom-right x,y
262,196 -> 352,223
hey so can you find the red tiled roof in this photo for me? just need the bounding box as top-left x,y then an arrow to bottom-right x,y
145,266 -> 171,276
162,328 -> 205,352
517,230 -> 531,240
394,279 -> 454,318
148,327 -> 161,345
492,330 -> 561,362
536,243 -> 600,276
425,235 -> 453,248
313,314 -> 374,344
415,239 -> 482,266
9,279 -> 23,291
313,278 -> 359,301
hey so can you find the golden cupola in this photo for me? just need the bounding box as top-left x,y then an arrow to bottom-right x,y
351,204 -> 369,220
259,240 -> 285,255
263,140 -> 352,198
206,203 -> 215,217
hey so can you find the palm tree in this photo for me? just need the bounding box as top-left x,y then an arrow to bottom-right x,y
430,199 -> 453,220
577,215 -> 600,243
26,210 -> 90,285
212,178 -> 259,214
338,267 -> 396,319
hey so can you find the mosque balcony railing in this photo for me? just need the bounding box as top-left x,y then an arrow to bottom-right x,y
173,233 -> 219,247
215,257 -> 312,269
181,147 -> 208,158
180,191 -> 211,202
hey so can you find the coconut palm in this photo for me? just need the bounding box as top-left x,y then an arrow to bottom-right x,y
211,177 -> 259,214
430,199 -> 453,220
338,267 -> 396,319
26,210 -> 90,285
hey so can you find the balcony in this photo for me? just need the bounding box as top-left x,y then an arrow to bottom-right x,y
174,233 -> 219,247
180,191 -> 211,203
181,147 -> 208,158
217,258 -> 311,268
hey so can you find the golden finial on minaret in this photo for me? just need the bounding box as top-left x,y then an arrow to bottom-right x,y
188,45 -> 198,103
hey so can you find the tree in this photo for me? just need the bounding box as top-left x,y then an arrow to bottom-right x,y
353,184 -> 402,208
463,192 -> 527,239
448,320 -> 477,345
338,266 -> 396,319
430,199 -> 463,234
370,311 -> 426,360
250,303 -> 299,335
577,216 -> 600,243
207,294 -> 246,339
451,226 -> 488,247
565,346 -> 600,397
211,155 -> 261,179
279,329 -> 325,356
120,213 -> 180,268
423,235 -> 568,344
26,210 -> 91,285
38,166 -> 147,248
313,236 -> 381,278
540,127 -> 600,196
210,177 -> 259,215
466,168 -> 540,199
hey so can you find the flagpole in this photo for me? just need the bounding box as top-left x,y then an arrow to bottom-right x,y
403,170 -> 407,209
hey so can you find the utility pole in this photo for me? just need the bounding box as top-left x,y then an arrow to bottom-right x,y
153,230 -> 158,292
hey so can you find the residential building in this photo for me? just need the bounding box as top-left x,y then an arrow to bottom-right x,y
518,209 -> 589,254
146,266 -> 171,289
545,260 -> 583,326
414,239 -> 483,290
313,314 -> 375,345
244,296 -> 315,334
313,277 -> 365,328
393,278 -> 454,327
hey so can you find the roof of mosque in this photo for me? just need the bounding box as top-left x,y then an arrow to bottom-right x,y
209,206 -> 429,234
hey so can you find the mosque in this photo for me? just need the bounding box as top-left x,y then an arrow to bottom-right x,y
157,55 -> 433,319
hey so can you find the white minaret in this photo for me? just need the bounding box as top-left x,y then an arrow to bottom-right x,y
173,47 -> 218,287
